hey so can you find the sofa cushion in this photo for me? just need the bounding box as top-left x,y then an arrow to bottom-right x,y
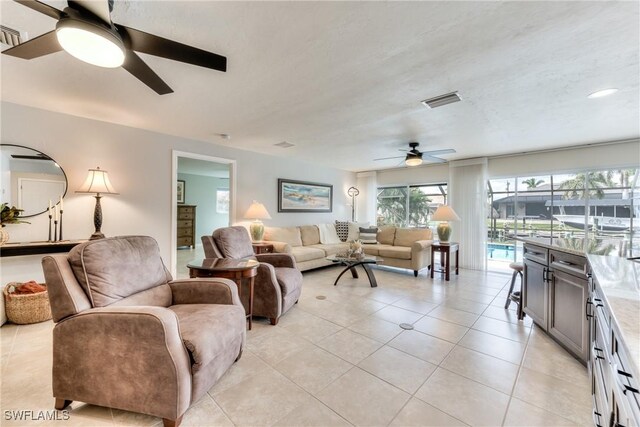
379,246 -> 412,260
274,267 -> 303,296
68,236 -> 169,308
318,223 -> 341,244
169,304 -> 245,372
300,225 -> 320,246
377,227 -> 396,245
212,226 -> 255,259
264,227 -> 303,247
291,246 -> 326,262
362,245 -> 379,256
394,228 -> 433,247
359,227 -> 378,244
309,243 -> 349,256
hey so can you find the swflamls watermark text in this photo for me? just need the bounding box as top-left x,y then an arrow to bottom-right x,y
4,410 -> 70,421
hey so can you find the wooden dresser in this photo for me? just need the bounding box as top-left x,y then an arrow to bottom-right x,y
177,205 -> 197,248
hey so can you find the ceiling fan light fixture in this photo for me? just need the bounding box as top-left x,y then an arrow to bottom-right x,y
405,155 -> 423,167
56,18 -> 125,68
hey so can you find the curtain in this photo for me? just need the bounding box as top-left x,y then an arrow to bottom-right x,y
449,158 -> 488,270
356,172 -> 377,225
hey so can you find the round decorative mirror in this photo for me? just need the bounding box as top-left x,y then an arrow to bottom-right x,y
0,144 -> 68,217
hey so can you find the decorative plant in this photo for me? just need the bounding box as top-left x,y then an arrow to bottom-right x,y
1,203 -> 30,227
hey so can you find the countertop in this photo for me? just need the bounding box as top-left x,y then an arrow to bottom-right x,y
517,236 -> 635,258
588,254 -> 640,377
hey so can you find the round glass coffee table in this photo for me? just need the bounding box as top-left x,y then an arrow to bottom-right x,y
326,254 -> 382,288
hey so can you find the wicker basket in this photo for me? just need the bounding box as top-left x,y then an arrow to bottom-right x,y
3,283 -> 52,324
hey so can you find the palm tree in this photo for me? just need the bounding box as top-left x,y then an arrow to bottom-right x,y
377,188 -> 432,226
522,178 -> 545,189
559,172 -> 608,199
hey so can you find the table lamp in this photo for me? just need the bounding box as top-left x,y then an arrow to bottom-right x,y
244,201 -> 271,242
431,205 -> 460,242
76,167 -> 119,240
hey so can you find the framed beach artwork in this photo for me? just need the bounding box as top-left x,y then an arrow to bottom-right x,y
278,179 -> 333,213
177,180 -> 185,204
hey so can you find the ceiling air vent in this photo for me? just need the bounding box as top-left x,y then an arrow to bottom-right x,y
0,25 -> 23,47
421,91 -> 462,109
275,141 -> 294,148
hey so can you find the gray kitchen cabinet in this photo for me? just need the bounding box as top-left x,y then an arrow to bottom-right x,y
523,255 -> 548,328
522,243 -> 588,362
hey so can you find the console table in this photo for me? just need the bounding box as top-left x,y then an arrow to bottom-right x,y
0,240 -> 85,258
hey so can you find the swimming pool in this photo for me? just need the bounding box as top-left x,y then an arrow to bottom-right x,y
487,243 -> 521,261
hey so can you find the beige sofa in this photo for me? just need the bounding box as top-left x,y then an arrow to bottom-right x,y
264,225 -> 433,276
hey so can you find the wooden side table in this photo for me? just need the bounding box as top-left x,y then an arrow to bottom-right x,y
252,242 -> 274,255
187,258 -> 259,330
430,242 -> 459,281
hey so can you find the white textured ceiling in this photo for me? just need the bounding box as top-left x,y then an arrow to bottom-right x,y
1,1 -> 638,172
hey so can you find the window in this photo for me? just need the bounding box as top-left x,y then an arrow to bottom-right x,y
377,184 -> 447,227
487,168 -> 639,271
216,189 -> 229,214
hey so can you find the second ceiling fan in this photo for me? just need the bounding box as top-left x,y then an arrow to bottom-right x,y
3,0 -> 227,94
374,142 -> 456,167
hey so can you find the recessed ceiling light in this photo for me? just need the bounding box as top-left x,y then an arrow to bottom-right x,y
587,88 -> 619,99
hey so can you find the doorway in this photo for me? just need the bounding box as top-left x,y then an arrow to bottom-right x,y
171,151 -> 236,278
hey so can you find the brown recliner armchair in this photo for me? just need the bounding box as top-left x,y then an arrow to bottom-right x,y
202,226 -> 303,325
41,236 -> 246,427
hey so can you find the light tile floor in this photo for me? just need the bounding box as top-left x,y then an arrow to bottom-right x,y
1,262 -> 591,426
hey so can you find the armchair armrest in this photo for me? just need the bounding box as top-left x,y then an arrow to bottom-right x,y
169,278 -> 241,306
53,306 -> 191,420
266,241 -> 291,254
255,253 -> 297,269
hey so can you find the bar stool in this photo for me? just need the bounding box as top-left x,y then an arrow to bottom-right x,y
505,262 -> 525,320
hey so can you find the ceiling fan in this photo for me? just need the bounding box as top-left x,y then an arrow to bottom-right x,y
2,0 -> 227,94
374,142 -> 456,167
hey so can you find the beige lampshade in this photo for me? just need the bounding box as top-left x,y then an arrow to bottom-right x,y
244,201 -> 271,220
432,205 -> 460,221
76,167 -> 119,194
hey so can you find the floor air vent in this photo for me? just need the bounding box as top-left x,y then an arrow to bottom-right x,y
421,92 -> 462,109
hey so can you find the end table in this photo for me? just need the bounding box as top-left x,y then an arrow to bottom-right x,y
252,242 -> 274,254
430,242 -> 459,281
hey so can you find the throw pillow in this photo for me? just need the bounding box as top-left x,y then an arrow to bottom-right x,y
347,221 -> 369,242
359,227 -> 378,244
335,220 -> 349,242
318,223 -> 342,244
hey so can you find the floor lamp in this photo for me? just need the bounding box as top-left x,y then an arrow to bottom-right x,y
347,187 -> 359,221
76,167 -> 119,240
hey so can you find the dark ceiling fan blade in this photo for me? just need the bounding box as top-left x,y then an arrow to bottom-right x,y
122,50 -> 173,95
117,25 -> 227,72
68,0 -> 111,23
14,0 -> 63,20
421,155 -> 447,163
2,30 -> 62,59
374,155 -> 405,161
422,149 -> 456,156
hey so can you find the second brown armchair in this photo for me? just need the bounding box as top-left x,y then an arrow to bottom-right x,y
202,226 -> 303,325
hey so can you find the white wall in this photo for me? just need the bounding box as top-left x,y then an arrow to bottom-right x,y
0,101 -> 355,323
376,163 -> 449,187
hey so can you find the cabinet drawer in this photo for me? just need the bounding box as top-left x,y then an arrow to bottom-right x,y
524,244 -> 548,264
177,236 -> 193,246
178,212 -> 194,220
177,220 -> 192,228
177,228 -> 193,238
178,206 -> 195,214
550,250 -> 588,278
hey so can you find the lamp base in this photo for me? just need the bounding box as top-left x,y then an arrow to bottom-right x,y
90,232 -> 105,240
437,222 -> 451,242
250,221 -> 264,242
